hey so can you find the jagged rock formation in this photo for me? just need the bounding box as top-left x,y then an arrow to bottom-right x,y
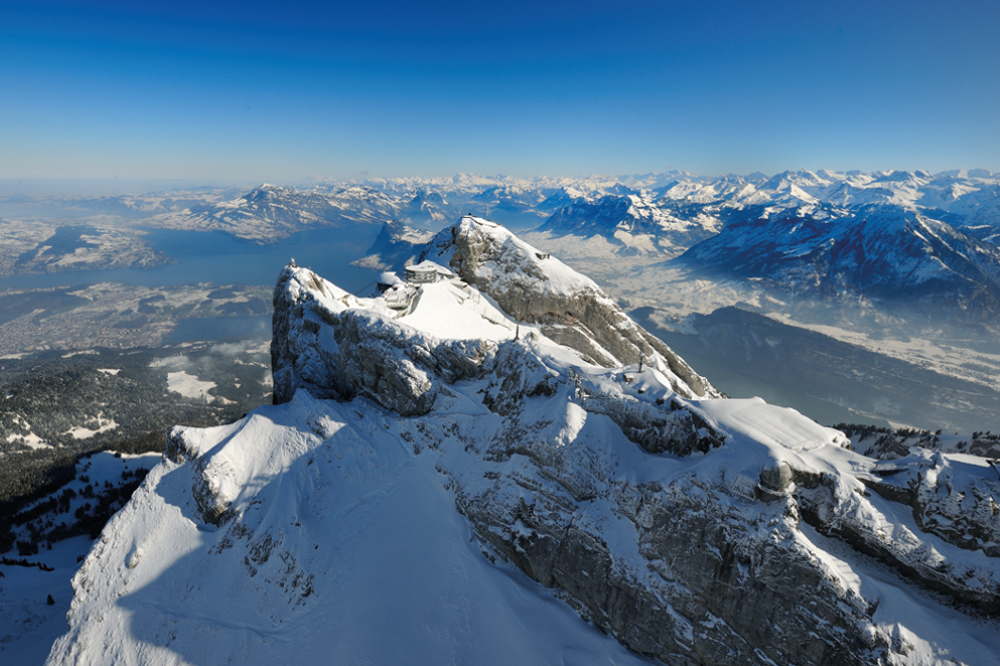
422,216 -> 719,398
272,216 -> 719,413
49,219 -> 1000,666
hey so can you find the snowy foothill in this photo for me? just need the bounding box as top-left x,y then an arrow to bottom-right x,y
63,413 -> 118,440
0,451 -> 161,665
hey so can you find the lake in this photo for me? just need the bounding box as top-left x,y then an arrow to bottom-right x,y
0,224 -> 384,294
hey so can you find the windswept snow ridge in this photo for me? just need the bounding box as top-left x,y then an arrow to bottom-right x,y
50,220 -> 1000,666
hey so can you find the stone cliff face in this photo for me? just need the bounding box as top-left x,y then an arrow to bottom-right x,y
444,358 -> 881,665
271,265 -> 495,415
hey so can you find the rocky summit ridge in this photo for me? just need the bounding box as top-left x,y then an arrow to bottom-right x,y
48,217 -> 1000,665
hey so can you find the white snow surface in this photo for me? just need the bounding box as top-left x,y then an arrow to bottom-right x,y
400,279 -> 516,341
164,371 -> 217,401
48,393 -> 657,666
47,261 -> 1000,665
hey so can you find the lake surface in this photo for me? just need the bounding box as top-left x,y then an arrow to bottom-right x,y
0,224 -> 384,294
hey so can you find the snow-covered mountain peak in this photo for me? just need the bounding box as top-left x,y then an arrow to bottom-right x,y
761,168 -> 835,193
240,183 -> 288,201
427,215 -> 600,298
418,216 -> 718,397
51,235 -> 1000,665
268,215 -> 719,425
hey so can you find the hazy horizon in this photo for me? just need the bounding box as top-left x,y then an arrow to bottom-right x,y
3,0 -> 998,182
3,166 -> 999,199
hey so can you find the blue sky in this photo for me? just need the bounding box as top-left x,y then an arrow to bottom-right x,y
2,0 -> 998,182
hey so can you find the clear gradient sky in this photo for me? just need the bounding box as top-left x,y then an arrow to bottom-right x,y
2,0 -> 998,182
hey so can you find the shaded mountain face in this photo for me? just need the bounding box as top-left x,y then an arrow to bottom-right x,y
675,204 -> 1000,327
404,190 -> 448,225
51,218 -> 1000,666
349,220 -> 435,272
537,194 -> 721,258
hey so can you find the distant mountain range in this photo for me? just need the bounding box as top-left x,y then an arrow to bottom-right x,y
147,184 -> 407,243
533,168 -> 1000,256
674,202 -> 1000,325
6,169 -> 1000,328
7,167 -> 997,243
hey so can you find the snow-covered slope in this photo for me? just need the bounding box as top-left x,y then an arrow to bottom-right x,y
48,391 -> 659,666
49,219 -> 1000,666
0,452 -> 162,665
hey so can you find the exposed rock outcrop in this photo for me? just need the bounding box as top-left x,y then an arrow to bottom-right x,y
273,216 -> 720,414
422,216 -> 720,399
271,265 -> 495,415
